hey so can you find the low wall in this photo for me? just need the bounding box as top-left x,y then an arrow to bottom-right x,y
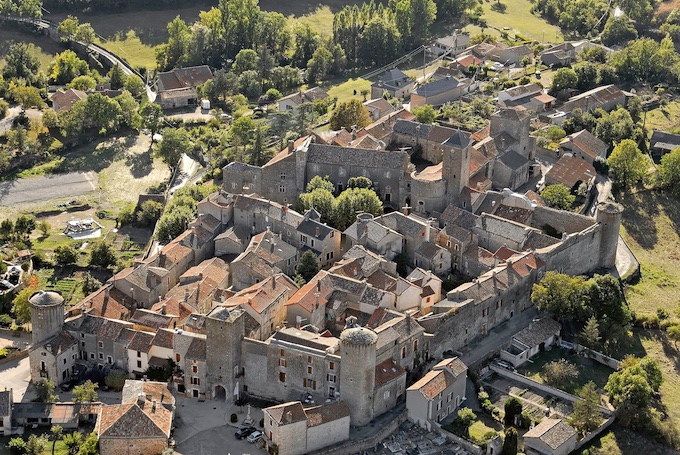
488,364 -> 613,416
574,413 -> 617,451
558,340 -> 621,370
435,423 -> 483,455
0,348 -> 29,366
307,409 -> 408,455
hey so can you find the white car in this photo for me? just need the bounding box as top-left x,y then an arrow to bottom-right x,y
246,431 -> 262,443
491,62 -> 505,72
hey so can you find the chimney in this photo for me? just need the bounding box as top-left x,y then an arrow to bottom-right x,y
130,288 -> 135,304
288,140 -> 294,153
316,280 -> 321,293
184,288 -> 190,304
315,292 -> 320,310
315,226 -> 320,237
161,304 -> 166,315
137,393 -> 145,407
272,277 -> 276,289
152,400 -> 157,413
285,410 -> 293,423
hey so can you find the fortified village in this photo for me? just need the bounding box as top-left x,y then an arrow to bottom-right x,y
20,79 -> 626,454
0,2 -> 654,450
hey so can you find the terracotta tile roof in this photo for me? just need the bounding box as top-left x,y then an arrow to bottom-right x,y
185,337 -> 206,360
494,246 -> 520,261
513,317 -> 561,348
151,329 -> 174,349
249,230 -> 297,264
414,162 -> 443,181
122,380 -> 175,407
98,402 -> 172,439
225,274 -> 297,315
362,109 -> 416,142
279,86 -> 329,106
127,331 -> 154,353
130,309 -> 174,330
286,271 -> 331,313
561,129 -> 608,160
305,401 -> 351,427
97,319 -> 131,340
546,155 -> 596,188
470,137 -> 499,174
265,136 -> 309,166
69,285 -> 134,321
150,296 -> 194,322
408,369 -> 455,399
434,357 -> 467,378
534,93 -> 556,104
266,401 -> 307,425
52,89 -> 87,112
157,65 -> 213,91
493,204 -> 533,224
375,358 -> 406,387
524,418 -> 576,450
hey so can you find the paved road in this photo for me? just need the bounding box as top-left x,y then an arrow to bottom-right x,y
0,356 -> 31,402
0,172 -> 98,206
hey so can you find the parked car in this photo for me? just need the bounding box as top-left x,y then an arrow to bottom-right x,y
246,431 -> 262,443
235,427 -> 256,440
60,379 -> 77,392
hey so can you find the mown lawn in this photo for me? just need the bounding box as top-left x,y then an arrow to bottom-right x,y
619,190 -> 680,316
0,26 -> 62,72
95,30 -> 157,69
519,348 -> 615,396
287,6 -> 336,37
643,101 -> 680,135
463,0 -> 562,43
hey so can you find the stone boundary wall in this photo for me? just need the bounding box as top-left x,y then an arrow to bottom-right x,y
558,340 -> 621,370
307,409 -> 408,455
488,364 -> 613,416
574,414 -> 618,451
434,422 -> 483,455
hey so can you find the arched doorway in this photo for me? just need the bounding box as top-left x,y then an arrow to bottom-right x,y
214,385 -> 226,401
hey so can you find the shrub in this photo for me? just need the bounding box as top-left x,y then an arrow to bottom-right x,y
230,413 -> 238,423
8,437 -> 26,454
117,204 -> 136,227
504,397 -> 523,425
0,314 -> 13,327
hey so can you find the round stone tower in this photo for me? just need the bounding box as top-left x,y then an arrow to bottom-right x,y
29,290 -> 64,346
596,201 -> 623,269
339,316 -> 377,426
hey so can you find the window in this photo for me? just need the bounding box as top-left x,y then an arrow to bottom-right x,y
98,341 -> 103,349
192,365 -> 198,373
307,366 -> 313,375
280,349 -> 285,357
63,358 -> 67,365
414,340 -> 419,351
307,356 -> 312,363
80,341 -> 85,348
437,401 -> 442,410
384,390 -> 391,399
329,386 -> 336,397
304,378 -> 316,389
401,346 -> 407,359
192,377 -> 200,385
98,353 -> 103,360
137,351 -> 141,358
279,372 -> 286,383
107,356 -> 112,365
90,353 -> 95,360
176,353 -> 181,362
278,358 -> 287,368
280,172 -> 286,180
279,184 -> 285,193
329,361 -> 335,370
137,360 -> 142,368
300,235 -> 308,245
327,374 -> 336,383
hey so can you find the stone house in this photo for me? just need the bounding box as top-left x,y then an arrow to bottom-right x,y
410,75 -> 476,108
285,272 -> 333,331
370,69 -> 415,100
0,389 -> 11,435
413,241 -> 452,276
29,331 -> 78,385
96,393 -> 173,455
51,88 -> 87,112
562,84 -> 627,115
222,274 -> 298,340
296,209 -> 341,268
364,98 -> 396,121
278,87 -> 329,113
523,418 -> 577,455
498,83 -> 555,112
430,34 -> 470,57
184,337 -> 207,398
649,130 -> 680,157
127,331 -> 154,379
263,400 -> 350,455
487,44 -> 533,66
501,318 -> 561,367
148,329 -> 174,373
540,43 -> 576,67
156,65 -> 213,109
406,357 -> 467,429
370,310 -> 427,372
391,119 -> 467,164
545,155 -> 596,192
559,130 -> 608,164
343,213 -> 405,261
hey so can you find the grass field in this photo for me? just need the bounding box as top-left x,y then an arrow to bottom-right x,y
619,190 -> 680,316
643,101 -> 680,135
0,26 -> 62,72
463,0 -> 562,44
287,6 -> 336,37
95,30 -> 157,69
520,348 -> 615,396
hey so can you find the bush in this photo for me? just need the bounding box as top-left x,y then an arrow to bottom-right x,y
117,204 -> 136,227
137,200 -> 163,227
504,397 -> 523,426
8,437 -> 26,454
230,413 -> 238,423
593,156 -> 609,175
0,314 -> 13,327
104,369 -> 127,391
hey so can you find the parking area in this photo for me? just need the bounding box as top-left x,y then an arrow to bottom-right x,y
369,420 -> 475,455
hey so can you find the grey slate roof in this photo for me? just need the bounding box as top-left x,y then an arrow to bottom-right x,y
443,130 -> 472,149
498,150 -> 530,170
393,119 -> 432,138
0,390 -> 11,416
297,219 -> 335,240
413,76 -> 463,97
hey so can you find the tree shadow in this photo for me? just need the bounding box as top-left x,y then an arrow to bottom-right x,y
125,150 -> 154,179
619,190 -> 660,250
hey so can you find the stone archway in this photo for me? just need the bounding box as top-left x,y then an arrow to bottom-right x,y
214,385 -> 227,401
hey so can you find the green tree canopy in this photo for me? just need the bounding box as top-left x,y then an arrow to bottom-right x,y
607,139 -> 649,187
2,42 -> 41,84
68,75 -> 96,91
54,245 -> 78,266
305,175 -> 335,193
550,68 -> 578,94
504,397 -> 523,426
502,427 -> 518,455
35,378 -> 57,403
89,241 -> 118,269
658,148 -> 680,195
531,271 -> 590,320
297,188 -> 335,225
157,127 -> 192,167
296,250 -> 321,282
73,380 -> 98,402
49,50 -> 89,85
330,99 -> 371,131
570,381 -> 603,436
540,184 -> 575,210
333,187 -> 383,230
413,105 -> 436,124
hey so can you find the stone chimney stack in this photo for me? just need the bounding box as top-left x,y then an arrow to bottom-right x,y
288,140 -> 295,154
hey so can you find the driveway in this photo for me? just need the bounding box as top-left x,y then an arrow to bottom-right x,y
0,107 -> 42,135
0,172 -> 98,206
0,356 -> 31,402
